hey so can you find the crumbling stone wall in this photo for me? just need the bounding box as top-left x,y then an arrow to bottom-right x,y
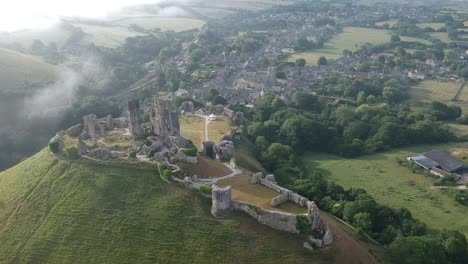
271,192 -> 289,207
231,200 -> 299,233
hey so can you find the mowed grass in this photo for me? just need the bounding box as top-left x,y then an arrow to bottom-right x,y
114,17 -> 205,32
303,144 -> 468,236
288,27 -> 430,65
217,173 -> 306,214
0,149 -> 326,264
207,116 -> 233,143
409,80 -> 468,114
179,115 -> 205,149
416,23 -> 446,30
0,48 -> 58,92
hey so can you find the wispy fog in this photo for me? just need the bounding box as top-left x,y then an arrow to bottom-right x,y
0,0 -> 190,32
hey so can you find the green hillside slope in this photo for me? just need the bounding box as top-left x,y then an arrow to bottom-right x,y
0,48 -> 57,93
0,150 -> 323,264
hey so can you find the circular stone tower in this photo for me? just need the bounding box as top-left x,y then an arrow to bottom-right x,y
211,185 -> 232,218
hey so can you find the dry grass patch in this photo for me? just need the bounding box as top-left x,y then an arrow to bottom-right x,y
416,23 -> 446,30
375,19 -> 399,27
430,32 -> 453,43
217,173 -> 281,210
178,155 -> 231,179
180,115 -> 205,149
207,116 -> 232,143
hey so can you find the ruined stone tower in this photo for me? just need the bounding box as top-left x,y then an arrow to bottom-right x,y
150,96 -> 180,139
127,99 -> 143,137
83,114 -> 103,141
307,201 -> 320,230
211,185 -> 232,218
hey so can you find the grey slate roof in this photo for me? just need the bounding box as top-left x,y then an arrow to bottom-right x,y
424,150 -> 465,172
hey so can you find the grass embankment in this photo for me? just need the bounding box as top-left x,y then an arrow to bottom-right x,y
303,143 -> 468,237
288,27 -> 431,65
177,155 -> 232,179
0,48 -> 57,92
0,149 -> 326,263
236,138 -> 268,173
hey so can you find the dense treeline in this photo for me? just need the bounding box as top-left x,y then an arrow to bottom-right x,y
242,87 -> 467,262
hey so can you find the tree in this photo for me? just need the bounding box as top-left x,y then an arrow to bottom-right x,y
291,92 -> 320,111
295,58 -> 306,67
390,35 -> 401,42
317,56 -> 328,68
353,212 -> 372,232
357,91 -> 366,105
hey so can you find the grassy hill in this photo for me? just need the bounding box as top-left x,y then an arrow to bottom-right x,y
0,149 -> 332,264
0,48 -> 57,93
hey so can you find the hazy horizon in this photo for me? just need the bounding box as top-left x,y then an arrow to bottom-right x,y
0,0 -> 177,32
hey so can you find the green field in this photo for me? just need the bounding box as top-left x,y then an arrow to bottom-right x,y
114,17 -> 205,32
430,32 -> 453,43
303,144 -> 468,237
74,23 -> 145,48
288,27 -> 431,65
416,23 -> 446,30
409,80 -> 468,114
0,149 -> 331,263
0,48 -> 58,92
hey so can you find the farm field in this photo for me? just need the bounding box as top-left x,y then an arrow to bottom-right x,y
430,32 -> 453,43
0,149 -> 326,263
448,123 -> 468,136
207,116 -> 233,143
0,48 -> 58,92
303,143 -> 468,237
288,27 -> 431,65
114,17 -> 205,32
465,20 -> 468,27
409,80 -> 468,114
180,115 -> 205,149
416,23 -> 446,30
74,23 -> 145,48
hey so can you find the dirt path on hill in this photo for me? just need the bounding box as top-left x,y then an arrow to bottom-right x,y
321,213 -> 380,264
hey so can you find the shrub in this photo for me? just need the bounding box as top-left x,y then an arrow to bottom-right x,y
162,170 -> 172,182
183,148 -> 198,157
48,141 -> 60,153
199,185 -> 212,195
128,151 -> 137,159
295,215 -> 312,234
65,147 -> 79,160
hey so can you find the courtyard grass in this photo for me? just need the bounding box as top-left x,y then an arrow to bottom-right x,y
302,143 -> 468,237
207,116 -> 233,143
179,115 -> 205,149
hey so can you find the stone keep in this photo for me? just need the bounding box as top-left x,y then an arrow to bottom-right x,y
203,141 -> 217,160
216,140 -> 235,161
150,97 -> 180,139
307,201 -> 321,230
83,114 -> 103,141
128,100 -> 143,137
211,185 -> 232,218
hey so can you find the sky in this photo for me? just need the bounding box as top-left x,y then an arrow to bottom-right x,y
0,0 -> 172,32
